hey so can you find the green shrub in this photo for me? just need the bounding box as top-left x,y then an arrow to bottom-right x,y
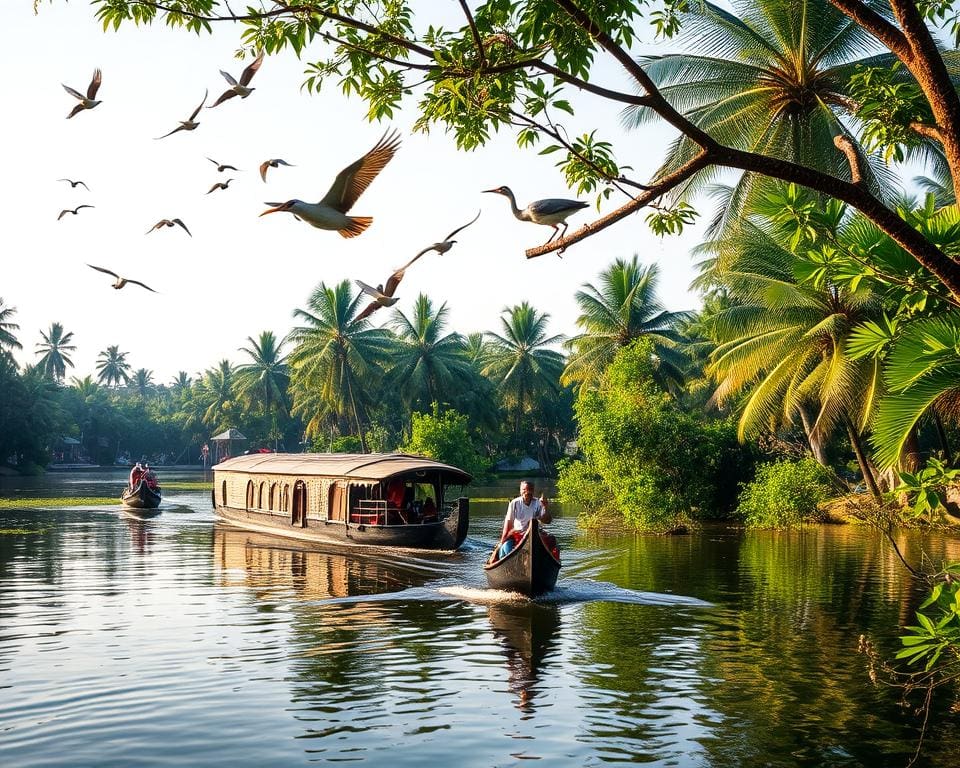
400,404 -> 487,479
737,457 -> 834,528
557,339 -> 753,533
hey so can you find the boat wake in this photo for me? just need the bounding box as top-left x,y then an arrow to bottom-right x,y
306,580 -> 710,608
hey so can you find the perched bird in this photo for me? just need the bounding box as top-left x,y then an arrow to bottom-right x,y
88,264 -> 157,293
63,68 -> 102,119
206,178 -> 234,194
207,157 -> 239,172
355,267 -> 407,321
483,185 -> 588,244
146,218 -> 192,237
259,130 -> 402,238
155,90 -> 207,139
259,158 -> 294,182
209,50 -> 265,108
58,204 -> 94,220
58,178 -> 90,191
407,209 -> 481,265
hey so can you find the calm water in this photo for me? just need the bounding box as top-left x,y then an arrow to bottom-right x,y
2,470 -> 959,767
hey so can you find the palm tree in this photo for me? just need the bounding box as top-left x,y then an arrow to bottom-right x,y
131,368 -> 155,400
35,322 -> 76,383
387,294 -> 473,413
196,360 -> 238,431
0,298 -> 21,355
288,280 -> 393,448
701,206 -> 884,494
625,0 -> 896,234
562,257 -> 691,394
96,345 -> 132,387
236,331 -> 290,445
482,302 -> 565,436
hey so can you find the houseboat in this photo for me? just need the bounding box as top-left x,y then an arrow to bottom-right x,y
211,453 -> 471,550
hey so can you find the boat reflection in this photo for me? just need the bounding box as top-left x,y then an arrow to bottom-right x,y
487,601 -> 562,714
212,524 -> 436,601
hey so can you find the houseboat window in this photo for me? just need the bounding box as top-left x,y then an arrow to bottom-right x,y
246,480 -> 255,510
259,481 -> 267,509
221,480 -> 227,506
269,483 -> 277,511
282,485 -> 289,512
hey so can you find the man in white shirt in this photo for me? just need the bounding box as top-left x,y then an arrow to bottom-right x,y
499,480 -> 552,547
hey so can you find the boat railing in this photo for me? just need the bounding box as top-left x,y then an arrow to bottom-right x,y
351,499 -> 387,525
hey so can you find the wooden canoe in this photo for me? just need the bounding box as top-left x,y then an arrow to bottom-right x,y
484,518 -> 560,597
121,479 -> 162,512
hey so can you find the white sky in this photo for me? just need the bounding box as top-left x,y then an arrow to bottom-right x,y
4,2 -> 708,383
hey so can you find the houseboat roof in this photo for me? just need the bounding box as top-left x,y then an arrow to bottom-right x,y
212,452 -> 472,484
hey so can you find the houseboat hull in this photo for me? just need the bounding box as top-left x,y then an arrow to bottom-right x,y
214,499 -> 468,550
211,453 -> 472,551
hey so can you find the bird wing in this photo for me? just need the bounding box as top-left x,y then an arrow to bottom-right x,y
62,84 -> 84,100
172,218 -> 192,236
219,70 -> 239,87
354,280 -> 383,299
207,157 -> 220,167
87,69 -> 102,99
78,180 -> 90,190
239,50 -> 264,86
223,164 -> 238,171
88,264 -> 120,279
355,301 -> 380,322
443,208 -> 482,241
155,125 -> 184,140
57,209 -> 70,220
398,247 -> 432,272
529,198 -> 588,216
206,183 -> 221,194
127,279 -> 158,293
189,90 -> 208,120
208,89 -> 238,109
66,104 -> 86,119
383,267 -> 406,297
259,161 -> 271,182
77,205 -> 94,212
319,129 -> 401,212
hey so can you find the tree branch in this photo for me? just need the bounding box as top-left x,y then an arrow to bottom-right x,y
909,121 -> 945,143
508,109 -> 650,198
457,0 -> 486,70
833,134 -> 865,184
827,0 -> 911,58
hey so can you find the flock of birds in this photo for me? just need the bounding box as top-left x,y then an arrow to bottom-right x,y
59,55 -> 592,319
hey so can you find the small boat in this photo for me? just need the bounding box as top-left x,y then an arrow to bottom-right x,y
484,519 -> 560,597
121,479 -> 162,513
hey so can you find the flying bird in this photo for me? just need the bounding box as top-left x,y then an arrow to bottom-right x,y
63,68 -> 102,119
207,157 -> 239,172
209,50 -> 265,108
355,267 -> 408,322
407,209 -> 481,265
206,178 -> 234,194
58,204 -> 94,220
259,158 -> 294,182
483,185 -> 588,244
259,130 -> 402,238
155,90 -> 207,139
146,218 -> 192,237
88,265 -> 157,293
58,178 -> 90,191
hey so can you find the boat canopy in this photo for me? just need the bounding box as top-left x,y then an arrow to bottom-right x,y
213,452 -> 472,484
